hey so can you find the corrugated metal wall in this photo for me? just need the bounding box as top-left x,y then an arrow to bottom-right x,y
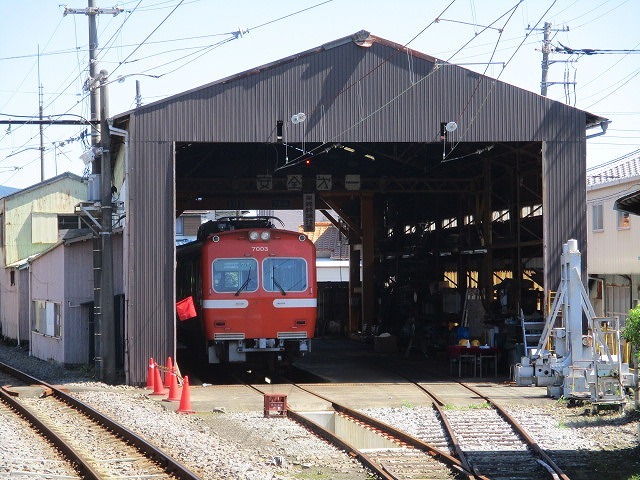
63,241 -> 93,364
125,115 -> 176,384
121,34 -> 590,384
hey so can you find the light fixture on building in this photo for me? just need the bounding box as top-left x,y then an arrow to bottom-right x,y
291,112 -> 306,124
445,121 -> 458,133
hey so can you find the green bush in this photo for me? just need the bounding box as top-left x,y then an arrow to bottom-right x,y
622,305 -> 640,360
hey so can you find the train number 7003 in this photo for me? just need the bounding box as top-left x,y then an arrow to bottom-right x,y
251,246 -> 269,252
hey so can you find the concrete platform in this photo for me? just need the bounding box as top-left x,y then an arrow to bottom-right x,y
146,336 -> 553,413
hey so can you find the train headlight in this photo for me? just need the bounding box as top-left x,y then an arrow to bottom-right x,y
298,234 -> 307,242
260,231 -> 271,241
249,231 -> 260,241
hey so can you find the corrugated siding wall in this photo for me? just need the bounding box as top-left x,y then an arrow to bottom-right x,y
122,36 -> 589,384
542,112 -> 588,292
63,241 -> 96,364
125,113 -> 176,385
3,177 -> 87,266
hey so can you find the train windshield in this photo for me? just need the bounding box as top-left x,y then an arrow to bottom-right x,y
262,257 -> 308,293
212,258 -> 258,294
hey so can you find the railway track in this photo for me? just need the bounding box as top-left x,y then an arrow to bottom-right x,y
418,381 -> 567,480
247,378 -> 571,480
0,393 -> 80,479
247,382 -> 471,480
0,361 -> 201,480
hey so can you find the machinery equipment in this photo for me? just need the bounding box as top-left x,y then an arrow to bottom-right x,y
513,239 -> 635,410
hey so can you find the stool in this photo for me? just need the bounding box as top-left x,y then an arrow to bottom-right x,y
457,353 -> 477,377
478,353 -> 497,378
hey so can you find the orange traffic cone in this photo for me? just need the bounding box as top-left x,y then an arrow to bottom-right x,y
150,363 -> 167,395
163,367 -> 181,402
146,357 -> 155,389
164,357 -> 174,389
176,375 -> 195,414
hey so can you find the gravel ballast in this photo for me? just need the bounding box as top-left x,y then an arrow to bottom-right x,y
1,342 -> 638,480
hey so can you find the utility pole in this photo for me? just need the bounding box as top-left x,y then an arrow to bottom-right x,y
64,2 -> 121,383
135,80 -> 142,108
99,69 -> 116,384
64,2 -> 122,159
540,22 -> 551,97
37,45 -> 45,182
527,22 -> 570,96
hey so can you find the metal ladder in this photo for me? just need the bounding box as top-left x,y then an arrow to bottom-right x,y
521,314 -> 546,355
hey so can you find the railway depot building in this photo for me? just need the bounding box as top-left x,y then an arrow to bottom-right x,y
109,30 -> 605,384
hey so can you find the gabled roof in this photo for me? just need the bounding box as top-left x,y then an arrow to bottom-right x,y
1,172 -> 84,200
115,30 -> 606,131
304,222 -> 349,260
0,186 -> 18,198
587,154 -> 640,187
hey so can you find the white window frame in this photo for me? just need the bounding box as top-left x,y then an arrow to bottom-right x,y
592,203 -> 603,232
617,210 -> 630,230
33,300 -> 61,337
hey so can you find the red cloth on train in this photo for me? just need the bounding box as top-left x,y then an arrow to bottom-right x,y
176,296 -> 197,321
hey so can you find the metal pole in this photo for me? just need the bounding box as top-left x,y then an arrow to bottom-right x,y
88,0 -> 100,155
63,0 -> 121,383
540,22 -> 551,96
90,0 -> 102,381
38,45 -> 44,182
99,69 -> 116,384
135,80 -> 142,108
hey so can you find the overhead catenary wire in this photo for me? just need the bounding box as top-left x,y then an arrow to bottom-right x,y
110,0 -> 185,79
275,0 -> 459,170
276,0 -> 538,170
2,1 -> 639,184
117,0 -> 335,78
1,0 -> 342,181
443,0 -> 557,161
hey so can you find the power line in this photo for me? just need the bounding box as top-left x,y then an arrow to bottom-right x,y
554,43 -> 640,55
110,0 -> 185,78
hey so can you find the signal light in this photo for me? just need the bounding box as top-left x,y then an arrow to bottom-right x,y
304,158 -> 311,166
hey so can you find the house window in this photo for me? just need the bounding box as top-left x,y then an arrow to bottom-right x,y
592,204 -> 603,231
617,211 -> 630,230
33,300 -> 61,337
58,215 -> 80,229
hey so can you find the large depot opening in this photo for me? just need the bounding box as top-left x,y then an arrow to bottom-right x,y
174,138 -> 545,368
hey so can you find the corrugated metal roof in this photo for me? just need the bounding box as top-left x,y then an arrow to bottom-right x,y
587,155 -> 640,187
1,172 -> 84,200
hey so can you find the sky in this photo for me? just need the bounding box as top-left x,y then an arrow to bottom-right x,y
1,0 -> 639,189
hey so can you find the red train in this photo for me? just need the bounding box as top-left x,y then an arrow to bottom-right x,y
176,217 -> 317,367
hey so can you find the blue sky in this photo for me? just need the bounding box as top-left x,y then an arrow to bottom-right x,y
1,0 -> 638,189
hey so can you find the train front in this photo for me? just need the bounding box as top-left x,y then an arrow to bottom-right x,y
200,227 -> 317,365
